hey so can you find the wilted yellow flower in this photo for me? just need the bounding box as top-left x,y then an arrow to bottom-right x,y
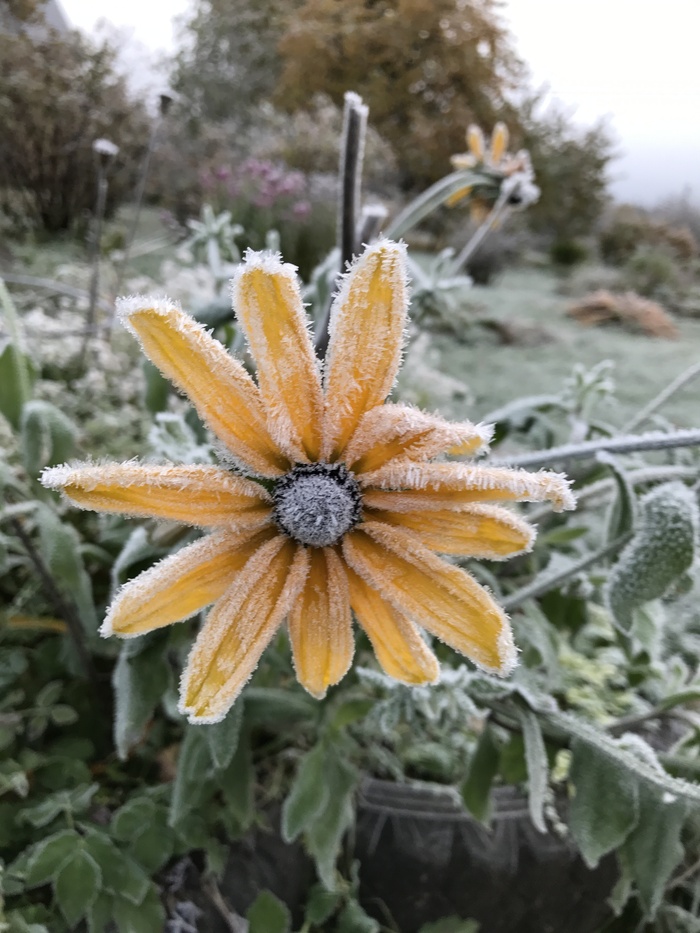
42,241 -> 574,723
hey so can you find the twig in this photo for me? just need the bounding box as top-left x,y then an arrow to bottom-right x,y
316,92 -> 368,360
623,360 -> 700,433
490,428 -> 700,469
8,515 -> 99,685
203,880 -> 247,933
502,534 -> 631,612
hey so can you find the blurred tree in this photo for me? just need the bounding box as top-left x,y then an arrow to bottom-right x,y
0,29 -> 149,232
521,100 -> 615,242
172,0 -> 304,125
274,0 -> 525,188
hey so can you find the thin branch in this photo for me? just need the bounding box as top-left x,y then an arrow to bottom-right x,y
490,428 -> 700,469
502,533 -> 631,612
0,273 -> 112,314
9,515 -> 99,685
623,360 -> 700,433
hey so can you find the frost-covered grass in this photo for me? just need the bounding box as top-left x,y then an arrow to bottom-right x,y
431,266 -> 700,427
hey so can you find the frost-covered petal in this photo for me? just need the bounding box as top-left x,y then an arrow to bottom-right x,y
179,536 -> 308,723
231,252 -> 324,462
361,462 -> 576,512
468,124 -> 485,161
117,296 -> 287,476
42,463 -> 273,528
368,503 -> 535,558
323,241 -> 408,460
102,527 -> 275,638
288,547 -> 354,698
343,403 -> 492,474
346,566 -> 439,685
490,122 -> 509,165
343,522 -> 517,676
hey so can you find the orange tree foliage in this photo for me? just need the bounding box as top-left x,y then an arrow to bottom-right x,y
275,0 -> 525,188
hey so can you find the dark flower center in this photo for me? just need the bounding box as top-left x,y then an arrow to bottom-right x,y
273,463 -> 361,548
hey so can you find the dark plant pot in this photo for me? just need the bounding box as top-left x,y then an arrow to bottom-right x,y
354,779 -> 617,933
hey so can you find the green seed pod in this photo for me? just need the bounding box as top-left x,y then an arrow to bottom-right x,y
607,482 -> 698,631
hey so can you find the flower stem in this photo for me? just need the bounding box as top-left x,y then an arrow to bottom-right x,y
491,428 -> 700,469
316,92 -> 368,359
623,360 -> 700,433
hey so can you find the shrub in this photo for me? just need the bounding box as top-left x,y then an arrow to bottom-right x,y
550,239 -> 588,268
624,246 -> 679,298
599,205 -> 699,267
0,27 -> 150,234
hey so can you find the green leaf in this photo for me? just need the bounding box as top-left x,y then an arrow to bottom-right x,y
305,752 -> 358,891
49,705 -> 78,726
518,709 -> 548,834
622,782 -> 687,917
54,849 -> 101,927
204,701 -> 243,771
246,890 -> 291,933
329,698 -> 375,730
82,829 -> 150,906
36,505 -> 96,631
85,892 -> 115,933
569,736 -> 640,868
113,636 -> 171,760
607,482 -> 698,632
35,681 -> 62,707
111,798 -> 156,841
244,687 -> 318,726
461,725 -> 499,823
219,729 -> 254,830
304,884 -> 341,925
282,743 -> 331,843
599,452 -> 637,542
168,727 -> 212,826
113,883 -> 165,933
336,898 -> 380,933
20,400 -> 77,476
0,339 -> 34,429
18,785 -> 97,828
23,830 -> 80,888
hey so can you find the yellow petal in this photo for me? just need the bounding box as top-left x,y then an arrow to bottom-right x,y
445,184 -> 473,207
117,296 -> 287,476
467,124 -> 485,161
103,527 -> 275,638
323,241 -> 408,460
180,536 -> 308,723
361,462 -> 576,512
367,504 -> 535,558
344,522 -> 517,675
469,199 -> 492,223
490,122 -> 509,165
346,566 -> 439,685
42,463 -> 273,528
344,403 -> 492,474
231,253 -> 324,462
450,154 -> 477,171
288,547 -> 354,698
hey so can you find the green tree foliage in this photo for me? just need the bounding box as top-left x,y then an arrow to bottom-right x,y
520,99 -> 614,241
172,0 -> 304,125
275,0 -> 525,188
0,28 -> 149,233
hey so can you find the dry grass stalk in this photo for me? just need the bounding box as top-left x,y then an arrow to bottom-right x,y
567,289 -> 678,339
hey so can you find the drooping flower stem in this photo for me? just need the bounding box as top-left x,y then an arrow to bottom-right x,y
491,428 -> 700,469
316,92 -> 368,359
450,187 -> 511,272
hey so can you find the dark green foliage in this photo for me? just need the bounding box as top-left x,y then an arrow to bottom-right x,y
550,239 -> 588,268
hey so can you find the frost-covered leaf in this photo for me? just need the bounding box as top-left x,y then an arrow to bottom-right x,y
598,452 -> 637,543
306,752 -> 359,891
246,890 -> 291,933
22,831 -> 80,888
169,727 -> 212,826
569,736 -> 640,867
36,505 -> 96,631
112,883 -> 164,933
82,829 -> 150,906
518,708 -> 548,833
20,400 -> 77,476
0,339 -> 34,429
204,701 -> 243,771
304,885 -> 341,925
54,849 -> 101,927
219,729 -> 254,829
282,742 -> 331,843
335,898 -> 380,933
607,482 -> 698,632
113,635 -> 171,760
623,782 -> 687,917
461,724 -> 499,823
111,798 -> 156,842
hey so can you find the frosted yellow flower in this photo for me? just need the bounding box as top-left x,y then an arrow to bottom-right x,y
448,122 -> 535,218
42,241 -> 574,723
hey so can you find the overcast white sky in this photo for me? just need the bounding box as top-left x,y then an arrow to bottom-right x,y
58,0 -> 699,205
